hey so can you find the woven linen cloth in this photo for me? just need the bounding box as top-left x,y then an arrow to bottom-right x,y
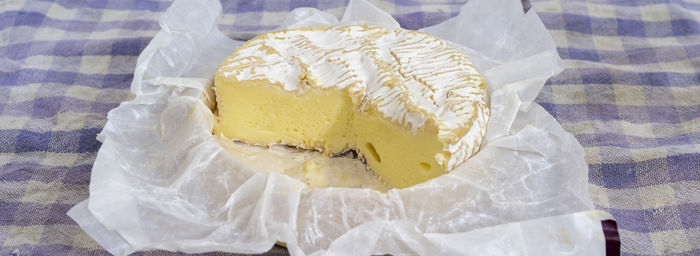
0,0 -> 698,255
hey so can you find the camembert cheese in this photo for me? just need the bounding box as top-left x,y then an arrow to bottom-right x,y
214,25 -> 489,188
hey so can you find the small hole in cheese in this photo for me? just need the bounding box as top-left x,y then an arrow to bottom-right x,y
365,142 -> 381,163
419,162 -> 431,171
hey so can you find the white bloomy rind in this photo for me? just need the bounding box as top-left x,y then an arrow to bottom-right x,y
218,25 -> 489,170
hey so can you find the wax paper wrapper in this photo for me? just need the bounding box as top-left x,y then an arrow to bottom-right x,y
68,0 -> 614,255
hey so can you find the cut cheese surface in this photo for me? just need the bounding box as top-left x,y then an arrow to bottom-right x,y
214,25 -> 489,188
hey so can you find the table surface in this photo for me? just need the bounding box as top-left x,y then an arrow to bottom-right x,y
1,0 -> 698,255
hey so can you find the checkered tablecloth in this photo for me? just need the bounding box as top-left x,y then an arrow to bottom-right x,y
1,0 -> 698,255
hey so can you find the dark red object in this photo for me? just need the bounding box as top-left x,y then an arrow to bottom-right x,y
602,220 -> 621,256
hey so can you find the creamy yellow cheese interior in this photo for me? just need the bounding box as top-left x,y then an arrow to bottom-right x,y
214,81 -> 445,188
214,25 -> 488,189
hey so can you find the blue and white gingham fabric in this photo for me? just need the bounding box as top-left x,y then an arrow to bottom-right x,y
0,0 -> 698,255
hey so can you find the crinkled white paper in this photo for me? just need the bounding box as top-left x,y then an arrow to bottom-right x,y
68,0 -> 612,255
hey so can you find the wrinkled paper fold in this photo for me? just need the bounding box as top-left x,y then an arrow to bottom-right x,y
68,0 -> 609,255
